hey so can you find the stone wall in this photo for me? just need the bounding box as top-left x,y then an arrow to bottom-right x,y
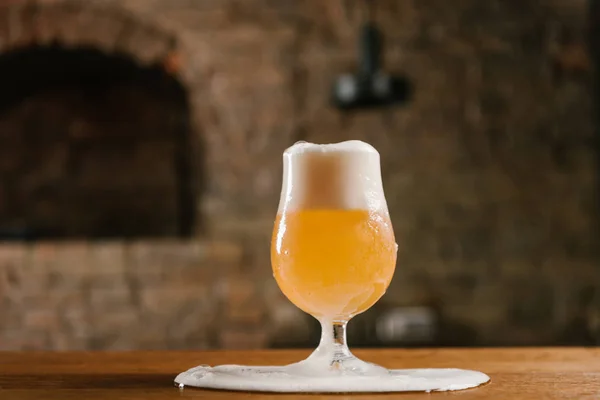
0,0 -> 599,349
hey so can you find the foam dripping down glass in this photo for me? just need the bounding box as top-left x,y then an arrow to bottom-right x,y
175,140 -> 490,393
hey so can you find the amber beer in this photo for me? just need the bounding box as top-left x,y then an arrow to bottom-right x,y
271,141 -> 397,321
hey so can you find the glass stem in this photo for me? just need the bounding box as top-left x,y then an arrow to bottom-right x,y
314,319 -> 354,365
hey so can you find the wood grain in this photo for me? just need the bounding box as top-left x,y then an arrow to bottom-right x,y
1,348 -> 599,399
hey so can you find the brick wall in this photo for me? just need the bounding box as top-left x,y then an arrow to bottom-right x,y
0,0 -> 599,349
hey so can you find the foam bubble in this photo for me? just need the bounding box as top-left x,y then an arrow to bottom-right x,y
279,140 -> 387,212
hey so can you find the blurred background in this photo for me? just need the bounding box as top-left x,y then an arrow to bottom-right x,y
0,0 -> 599,350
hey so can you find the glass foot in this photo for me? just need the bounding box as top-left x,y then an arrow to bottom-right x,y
174,362 -> 490,393
284,345 -> 389,377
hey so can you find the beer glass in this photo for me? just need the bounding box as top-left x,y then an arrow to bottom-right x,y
175,141 -> 489,393
271,140 -> 397,375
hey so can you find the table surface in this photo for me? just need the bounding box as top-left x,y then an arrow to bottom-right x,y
1,348 -> 599,399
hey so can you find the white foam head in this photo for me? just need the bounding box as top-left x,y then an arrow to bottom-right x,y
278,140 -> 388,213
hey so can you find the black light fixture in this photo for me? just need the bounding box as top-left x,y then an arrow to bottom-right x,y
332,0 -> 411,111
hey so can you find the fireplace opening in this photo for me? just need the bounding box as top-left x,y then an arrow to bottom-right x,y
0,44 -> 195,240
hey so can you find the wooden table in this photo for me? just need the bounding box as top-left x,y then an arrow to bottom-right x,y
1,348 -> 599,399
